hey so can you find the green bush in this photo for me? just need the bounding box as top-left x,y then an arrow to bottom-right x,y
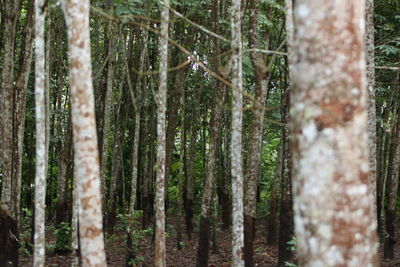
54,222 -> 71,253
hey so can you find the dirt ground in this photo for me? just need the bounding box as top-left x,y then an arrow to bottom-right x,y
20,218 -> 400,266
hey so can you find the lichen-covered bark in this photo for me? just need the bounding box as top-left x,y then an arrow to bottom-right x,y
290,0 -> 379,266
244,0 -> 269,265
34,1 -> 47,265
155,1 -> 169,266
62,0 -> 107,265
365,0 -> 377,214
231,0 -> 245,265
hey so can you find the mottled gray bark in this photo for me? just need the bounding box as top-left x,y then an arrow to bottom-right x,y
34,1 -> 48,265
290,0 -> 379,266
62,0 -> 107,265
231,0 -> 245,265
365,0 -> 377,215
155,1 -> 169,266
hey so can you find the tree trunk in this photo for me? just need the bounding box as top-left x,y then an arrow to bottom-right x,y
244,0 -> 269,265
365,0 -> 377,217
155,1 -> 169,265
13,0 -> 34,226
1,0 -> 20,220
33,1 -> 48,265
231,0 -> 245,265
383,112 -> 400,259
266,143 -> 282,246
277,85 -> 294,267
290,0 -> 379,265
278,2 -> 295,265
185,85 -> 200,239
62,1 -> 107,265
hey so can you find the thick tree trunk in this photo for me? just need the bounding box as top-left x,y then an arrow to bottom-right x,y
290,0 -> 379,265
155,1 -> 169,265
1,0 -> 20,219
62,1 -> 107,265
33,1 -> 48,265
231,0 -> 245,265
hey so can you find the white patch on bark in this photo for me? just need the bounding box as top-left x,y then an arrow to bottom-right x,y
290,0 -> 379,266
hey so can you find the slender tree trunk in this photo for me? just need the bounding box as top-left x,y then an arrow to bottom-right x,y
383,112 -> 400,259
244,0 -> 269,265
266,143 -> 282,246
278,2 -> 295,265
290,0 -> 379,265
221,106 -> 232,230
12,0 -> 35,227
377,83 -> 398,234
176,96 -> 186,250
62,1 -> 107,265
365,0 -> 377,218
231,0 -> 245,265
155,1 -> 169,265
33,1 -> 47,265
186,86 -> 200,239
100,22 -> 117,210
277,83 -> 294,267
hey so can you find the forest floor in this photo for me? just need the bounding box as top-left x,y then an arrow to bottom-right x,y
20,217 -> 400,266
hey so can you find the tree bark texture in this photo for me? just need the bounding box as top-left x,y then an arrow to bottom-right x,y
0,0 -> 20,219
155,1 -> 169,266
62,0 -> 107,265
290,0 -> 379,266
365,0 -> 377,216
34,1 -> 48,265
231,0 -> 245,265
244,0 -> 269,265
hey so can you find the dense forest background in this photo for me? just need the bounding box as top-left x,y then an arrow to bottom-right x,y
0,0 -> 400,266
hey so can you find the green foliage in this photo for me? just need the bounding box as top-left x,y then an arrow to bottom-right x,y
54,222 -> 71,253
284,236 -> 297,267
